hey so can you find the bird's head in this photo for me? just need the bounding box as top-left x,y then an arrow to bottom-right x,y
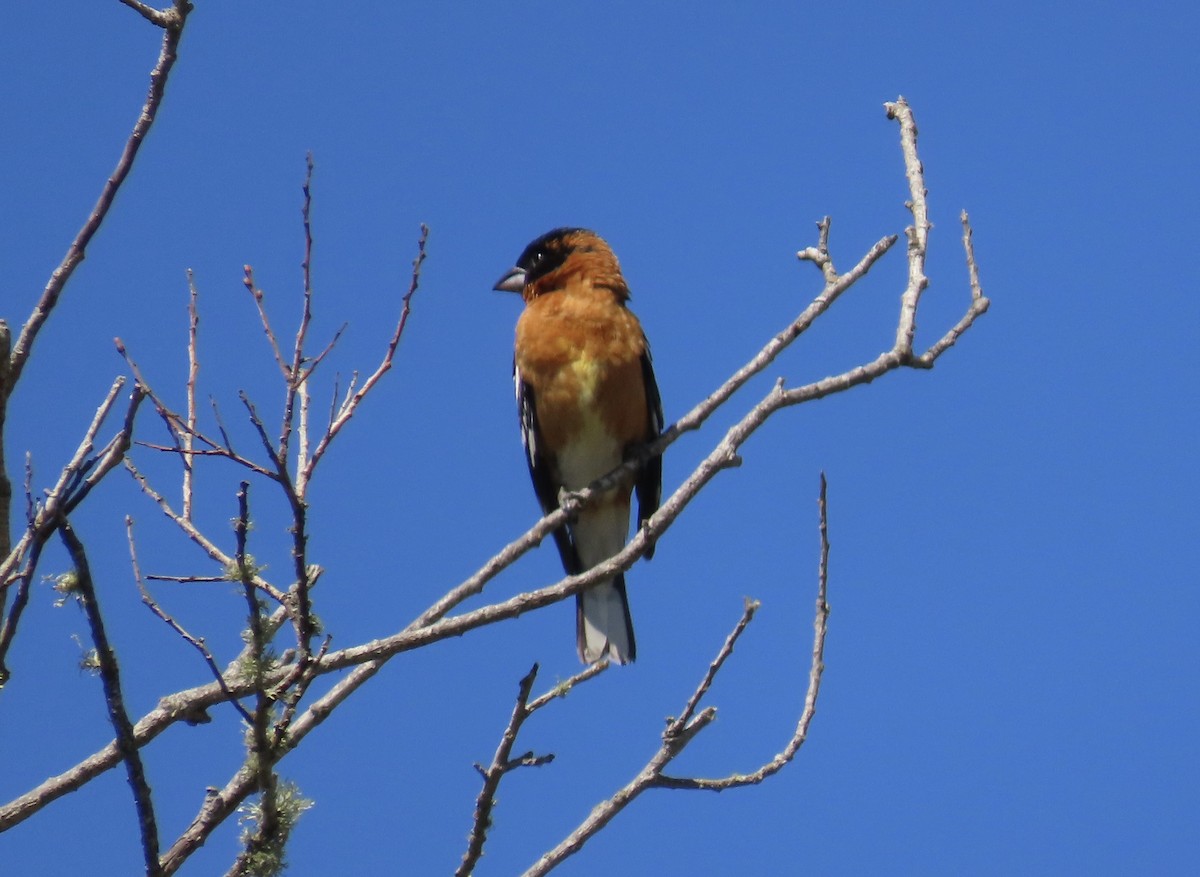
494,228 -> 628,301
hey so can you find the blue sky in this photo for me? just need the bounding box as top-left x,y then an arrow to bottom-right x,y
2,1 -> 1196,874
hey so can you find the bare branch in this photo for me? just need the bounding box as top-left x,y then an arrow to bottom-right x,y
298,153 -> 316,360
7,0 -> 193,387
0,381 -> 144,683
456,661 -> 607,876
183,270 -> 200,520
909,211 -> 991,367
243,266 -> 290,382
885,96 -> 930,359
0,321 -> 11,592
59,518 -> 162,877
118,0 -> 188,29
524,475 -> 831,873
0,532 -> 45,689
234,481 -> 283,874
118,338 -> 279,480
525,660 -> 609,712
210,395 -> 236,454
656,471 -> 831,790
458,663 -> 546,877
297,224 -> 428,491
126,516 -> 252,724
668,597 -> 759,737
162,764 -> 257,876
238,391 -> 286,478
124,460 -> 288,606
796,215 -> 838,284
279,154 -> 318,466
270,635 -> 330,752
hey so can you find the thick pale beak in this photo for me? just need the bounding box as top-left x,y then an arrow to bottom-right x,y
493,267 -> 526,293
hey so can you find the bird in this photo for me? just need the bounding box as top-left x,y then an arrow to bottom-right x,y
495,228 -> 663,664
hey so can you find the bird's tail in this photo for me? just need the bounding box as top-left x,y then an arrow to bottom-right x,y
576,574 -> 636,664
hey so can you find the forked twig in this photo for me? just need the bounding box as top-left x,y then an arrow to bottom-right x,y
458,661 -> 609,877
297,223 -> 429,492
523,474 -> 831,875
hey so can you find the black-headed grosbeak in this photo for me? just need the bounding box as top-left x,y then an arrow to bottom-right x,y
495,228 -> 663,664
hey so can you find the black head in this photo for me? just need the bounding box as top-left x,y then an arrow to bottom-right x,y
494,227 -> 596,292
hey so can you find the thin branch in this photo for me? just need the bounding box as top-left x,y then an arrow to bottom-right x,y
59,518 -> 162,877
8,0 -> 193,387
525,660 -> 609,712
909,211 -> 991,367
655,471 -> 831,790
524,474 -> 831,874
183,270 -> 200,520
0,534 -> 44,689
4,374 -> 128,584
116,338 -> 277,479
796,215 -> 839,284
269,635 -> 330,752
0,382 -> 144,683
210,396 -> 236,455
296,323 -> 347,386
284,494 -> 315,660
457,664 -> 545,877
279,154 -> 317,466
239,386 -> 315,659
238,391 -> 286,478
243,266 -> 290,381
0,320 -> 12,608
126,515 -> 252,724
668,597 -> 759,737
298,153 -> 316,362
124,460 -> 288,606
297,223 -> 428,492
457,661 -> 607,876
144,573 -> 233,583
885,96 -> 930,359
118,0 -> 180,28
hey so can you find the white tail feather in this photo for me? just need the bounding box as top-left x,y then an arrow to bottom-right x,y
579,580 -> 633,663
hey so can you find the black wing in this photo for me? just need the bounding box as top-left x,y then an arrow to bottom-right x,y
516,361 -> 582,574
634,340 -> 664,559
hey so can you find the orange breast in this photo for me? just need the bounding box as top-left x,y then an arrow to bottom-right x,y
515,286 -> 650,486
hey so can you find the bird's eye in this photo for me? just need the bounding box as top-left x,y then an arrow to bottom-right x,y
520,240 -> 568,283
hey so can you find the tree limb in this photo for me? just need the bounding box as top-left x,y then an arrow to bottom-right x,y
524,473 -> 830,874
457,661 -> 608,876
59,518 -> 163,877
